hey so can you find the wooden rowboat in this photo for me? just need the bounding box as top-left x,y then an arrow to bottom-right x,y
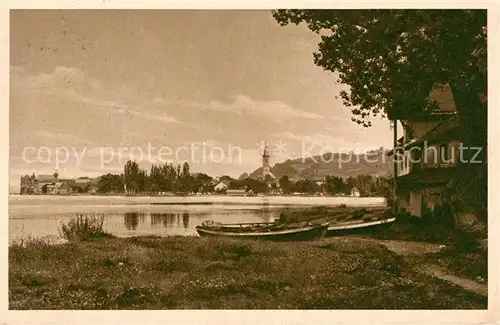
327,217 -> 395,236
196,220 -> 329,241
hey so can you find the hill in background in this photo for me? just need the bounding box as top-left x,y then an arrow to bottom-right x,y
242,149 -> 393,181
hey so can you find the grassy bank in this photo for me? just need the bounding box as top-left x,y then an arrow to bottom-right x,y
280,206 -> 488,282
368,219 -> 488,282
9,235 -> 486,309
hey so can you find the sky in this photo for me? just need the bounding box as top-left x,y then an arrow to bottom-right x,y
10,10 -> 396,192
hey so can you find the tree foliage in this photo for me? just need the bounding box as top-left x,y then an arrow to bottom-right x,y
279,175 -> 292,194
97,173 -> 124,193
120,160 -> 214,194
272,9 -> 486,145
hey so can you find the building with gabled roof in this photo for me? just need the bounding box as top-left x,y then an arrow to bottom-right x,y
388,83 -> 462,218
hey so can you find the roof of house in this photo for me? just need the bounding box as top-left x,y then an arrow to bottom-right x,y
397,167 -> 455,187
427,83 -> 457,114
37,174 -> 56,182
55,182 -> 72,189
389,83 -> 457,121
388,115 -> 460,156
420,114 -> 460,142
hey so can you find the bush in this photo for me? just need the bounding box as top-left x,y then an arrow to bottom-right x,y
10,236 -> 52,249
59,214 -> 113,242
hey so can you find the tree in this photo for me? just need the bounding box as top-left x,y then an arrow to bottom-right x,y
219,175 -> 234,183
264,174 -> 274,184
149,164 -> 165,193
97,173 -> 124,193
124,160 -> 141,193
182,162 -> 190,179
295,178 -> 317,194
344,177 -> 356,195
279,175 -> 292,194
136,169 -> 148,192
239,177 -> 268,194
176,165 -> 181,178
273,10 -> 487,218
161,163 -> 176,192
324,175 -> 345,195
355,174 -> 374,196
192,173 -> 213,193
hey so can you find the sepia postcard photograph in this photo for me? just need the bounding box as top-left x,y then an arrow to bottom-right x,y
2,1 -> 497,323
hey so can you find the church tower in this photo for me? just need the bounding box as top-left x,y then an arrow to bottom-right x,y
262,143 -> 274,180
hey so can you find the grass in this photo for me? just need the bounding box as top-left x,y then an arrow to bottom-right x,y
367,216 -> 488,282
9,235 -> 487,309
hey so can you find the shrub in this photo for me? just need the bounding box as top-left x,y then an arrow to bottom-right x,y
58,214 -> 113,242
10,236 -> 52,249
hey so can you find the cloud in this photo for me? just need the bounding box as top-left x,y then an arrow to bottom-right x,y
11,65 -> 185,126
33,130 -> 95,146
153,94 -> 340,124
12,65 -> 92,92
111,105 -> 183,125
206,95 -> 324,120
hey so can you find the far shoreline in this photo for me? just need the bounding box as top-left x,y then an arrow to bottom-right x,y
9,192 -> 387,199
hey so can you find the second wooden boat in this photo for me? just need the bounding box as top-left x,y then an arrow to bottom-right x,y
327,217 -> 396,236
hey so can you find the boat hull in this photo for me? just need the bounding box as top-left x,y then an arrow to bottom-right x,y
196,224 -> 328,241
327,217 -> 395,236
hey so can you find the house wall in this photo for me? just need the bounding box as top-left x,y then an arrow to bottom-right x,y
421,140 -> 460,169
398,186 -> 444,218
396,188 -> 411,214
397,138 -> 460,178
408,190 -> 422,217
214,182 -> 227,191
422,187 -> 443,213
397,150 -> 412,177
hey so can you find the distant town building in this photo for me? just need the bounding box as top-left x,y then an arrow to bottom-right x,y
350,187 -> 361,197
37,174 -> 57,183
214,181 -> 229,192
75,177 -> 91,184
226,189 -> 247,196
19,171 -> 97,195
37,173 -> 58,194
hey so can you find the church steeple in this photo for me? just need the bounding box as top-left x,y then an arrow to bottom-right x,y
262,142 -> 274,180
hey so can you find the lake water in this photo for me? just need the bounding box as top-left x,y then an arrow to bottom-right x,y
9,195 -> 386,243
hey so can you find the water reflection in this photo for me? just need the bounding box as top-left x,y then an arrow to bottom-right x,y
131,212 -> 192,230
11,207 -> 283,242
124,212 -> 141,230
123,210 -> 273,232
149,213 -> 174,228
260,206 -> 273,223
